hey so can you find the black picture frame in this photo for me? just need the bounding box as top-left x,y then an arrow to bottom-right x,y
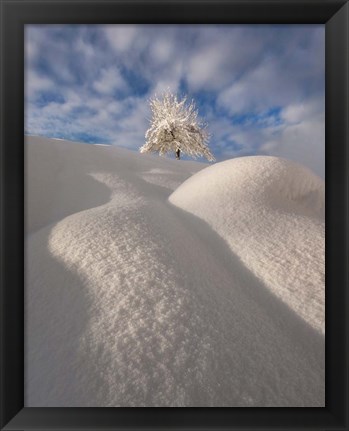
1,0 -> 348,430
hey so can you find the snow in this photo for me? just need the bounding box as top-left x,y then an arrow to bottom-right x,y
25,136 -> 325,407
169,156 -> 325,334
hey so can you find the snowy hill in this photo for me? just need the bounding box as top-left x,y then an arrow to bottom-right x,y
25,136 -> 325,407
169,156 -> 325,334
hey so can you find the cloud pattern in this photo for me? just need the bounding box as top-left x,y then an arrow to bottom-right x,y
25,24 -> 325,177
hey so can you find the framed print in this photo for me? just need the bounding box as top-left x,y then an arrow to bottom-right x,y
1,0 -> 348,430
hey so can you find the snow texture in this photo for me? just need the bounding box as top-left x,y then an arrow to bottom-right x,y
25,136 -> 324,407
169,156 -> 325,334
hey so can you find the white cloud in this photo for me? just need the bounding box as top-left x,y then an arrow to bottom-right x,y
217,55 -> 303,115
281,98 -> 323,124
217,26 -> 325,116
150,39 -> 174,64
74,37 -> 95,57
93,68 -> 127,95
25,40 -> 37,63
260,107 -> 325,178
105,100 -> 123,115
282,104 -> 309,124
25,69 -> 55,100
186,45 -> 230,91
185,26 -> 269,92
103,25 -> 138,52
151,75 -> 181,97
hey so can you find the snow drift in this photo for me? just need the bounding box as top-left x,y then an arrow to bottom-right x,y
169,156 -> 325,334
25,136 -> 325,407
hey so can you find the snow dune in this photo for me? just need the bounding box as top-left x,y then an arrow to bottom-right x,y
169,156 -> 325,334
25,136 -> 325,407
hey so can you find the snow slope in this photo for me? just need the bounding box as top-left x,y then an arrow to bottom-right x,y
169,156 -> 325,334
25,136 -> 325,407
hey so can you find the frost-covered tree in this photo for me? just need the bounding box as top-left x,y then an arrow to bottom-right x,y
140,92 -> 215,161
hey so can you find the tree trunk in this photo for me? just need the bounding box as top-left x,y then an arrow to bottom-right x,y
176,149 -> 181,160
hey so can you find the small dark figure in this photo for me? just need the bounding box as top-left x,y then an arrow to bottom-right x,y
176,148 -> 181,160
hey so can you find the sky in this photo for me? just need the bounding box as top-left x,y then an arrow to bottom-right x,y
25,24 -> 325,178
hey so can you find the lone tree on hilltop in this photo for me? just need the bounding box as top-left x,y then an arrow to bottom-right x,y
140,92 -> 215,161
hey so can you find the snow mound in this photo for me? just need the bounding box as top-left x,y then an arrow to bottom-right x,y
169,156 -> 325,334
25,138 -> 324,407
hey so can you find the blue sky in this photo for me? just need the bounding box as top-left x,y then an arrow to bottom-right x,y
25,24 -> 325,177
